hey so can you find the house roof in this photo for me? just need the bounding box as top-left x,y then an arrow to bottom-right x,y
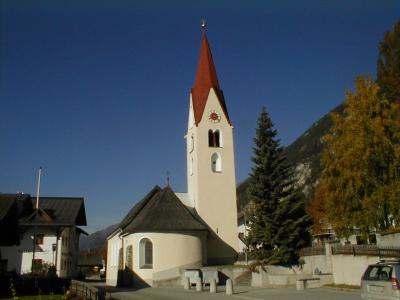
120,186 -> 209,235
19,197 -> 87,226
0,195 -> 16,222
0,194 -> 32,245
191,32 -> 231,126
0,194 -> 32,221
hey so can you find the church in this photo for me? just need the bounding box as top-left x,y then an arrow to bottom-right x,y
106,29 -> 239,287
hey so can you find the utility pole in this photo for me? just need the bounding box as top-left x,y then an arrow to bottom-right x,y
32,167 -> 42,271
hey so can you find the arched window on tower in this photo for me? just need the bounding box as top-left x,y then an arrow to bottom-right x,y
211,153 -> 222,172
208,130 -> 215,147
139,238 -> 153,269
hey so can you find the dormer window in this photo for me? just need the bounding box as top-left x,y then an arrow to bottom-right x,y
208,130 -> 222,148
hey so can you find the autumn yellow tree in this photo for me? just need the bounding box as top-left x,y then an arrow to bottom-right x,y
321,76 -> 400,238
307,182 -> 328,235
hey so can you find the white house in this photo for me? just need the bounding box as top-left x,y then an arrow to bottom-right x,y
0,193 -> 87,278
106,30 -> 239,287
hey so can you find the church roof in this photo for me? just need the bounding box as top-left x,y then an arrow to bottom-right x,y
120,186 -> 209,235
191,32 -> 231,126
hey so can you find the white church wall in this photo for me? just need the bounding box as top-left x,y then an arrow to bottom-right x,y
123,232 -> 204,286
106,232 -> 122,286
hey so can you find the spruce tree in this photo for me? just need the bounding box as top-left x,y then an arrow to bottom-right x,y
245,107 -> 311,266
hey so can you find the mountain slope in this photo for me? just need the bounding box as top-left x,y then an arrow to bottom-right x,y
79,224 -> 118,250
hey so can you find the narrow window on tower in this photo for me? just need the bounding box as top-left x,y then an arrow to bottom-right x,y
208,130 -> 215,147
190,134 -> 194,153
211,153 -> 222,172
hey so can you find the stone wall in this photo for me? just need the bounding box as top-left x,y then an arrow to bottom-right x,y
251,242 -> 384,287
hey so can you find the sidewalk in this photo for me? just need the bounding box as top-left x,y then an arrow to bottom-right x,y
105,285 -> 362,300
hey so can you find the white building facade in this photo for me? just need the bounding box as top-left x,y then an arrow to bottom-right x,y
0,194 -> 87,278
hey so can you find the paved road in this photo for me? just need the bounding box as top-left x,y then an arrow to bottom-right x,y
107,286 -> 362,300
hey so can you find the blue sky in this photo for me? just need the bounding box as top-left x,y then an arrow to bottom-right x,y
1,1 -> 399,232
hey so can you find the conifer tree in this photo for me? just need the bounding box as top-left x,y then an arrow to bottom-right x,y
246,107 -> 311,266
322,76 -> 400,237
377,20 -> 400,103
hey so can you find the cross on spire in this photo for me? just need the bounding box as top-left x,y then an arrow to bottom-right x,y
201,17 -> 206,31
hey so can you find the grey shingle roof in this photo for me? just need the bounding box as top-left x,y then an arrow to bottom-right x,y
0,196 -> 16,221
18,197 -> 87,226
121,186 -> 209,234
118,186 -> 162,230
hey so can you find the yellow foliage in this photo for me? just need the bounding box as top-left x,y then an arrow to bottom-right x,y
321,76 -> 400,237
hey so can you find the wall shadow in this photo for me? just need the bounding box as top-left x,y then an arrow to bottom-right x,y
206,232 -> 238,266
117,267 -> 150,289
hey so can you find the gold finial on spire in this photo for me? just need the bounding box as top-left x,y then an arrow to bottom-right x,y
201,17 -> 206,31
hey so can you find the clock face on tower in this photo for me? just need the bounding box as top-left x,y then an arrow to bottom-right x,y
208,110 -> 221,123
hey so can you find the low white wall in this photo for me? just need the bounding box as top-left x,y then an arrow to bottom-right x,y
377,233 -> 400,247
251,247 -> 382,288
302,255 -> 331,274
332,255 -> 379,286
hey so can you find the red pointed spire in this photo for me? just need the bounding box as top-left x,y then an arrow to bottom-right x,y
191,32 -> 231,125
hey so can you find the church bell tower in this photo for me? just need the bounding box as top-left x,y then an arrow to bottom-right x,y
186,27 -> 238,263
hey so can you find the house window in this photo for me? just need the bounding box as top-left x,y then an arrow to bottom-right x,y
32,259 -> 43,270
35,234 -> 44,245
139,238 -> 153,269
211,153 -> 222,172
126,245 -> 133,269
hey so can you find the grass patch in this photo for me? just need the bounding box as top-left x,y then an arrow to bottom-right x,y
324,283 -> 360,290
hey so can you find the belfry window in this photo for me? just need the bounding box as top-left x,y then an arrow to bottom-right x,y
208,130 -> 214,147
208,130 -> 222,148
139,238 -> 153,269
214,130 -> 220,147
211,153 -> 222,172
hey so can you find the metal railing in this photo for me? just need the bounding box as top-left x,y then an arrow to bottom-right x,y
70,280 -> 103,300
299,246 -> 326,256
300,245 -> 400,258
332,245 -> 400,257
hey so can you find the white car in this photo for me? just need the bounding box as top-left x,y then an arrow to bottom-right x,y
361,261 -> 400,300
